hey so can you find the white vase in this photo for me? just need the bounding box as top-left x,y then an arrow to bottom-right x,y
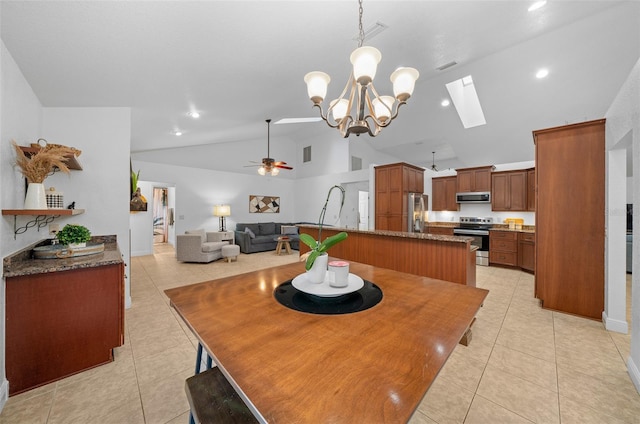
24,183 -> 48,209
306,253 -> 328,284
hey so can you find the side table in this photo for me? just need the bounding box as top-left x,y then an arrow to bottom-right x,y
274,236 -> 292,255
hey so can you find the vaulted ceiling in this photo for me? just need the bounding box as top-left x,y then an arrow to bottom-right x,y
2,1 -> 638,177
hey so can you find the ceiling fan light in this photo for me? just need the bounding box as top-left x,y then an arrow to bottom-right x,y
330,98 -> 349,122
304,71 -> 331,104
350,46 -> 381,85
391,67 -> 420,102
257,166 -> 266,176
372,95 -> 395,122
271,167 -> 280,176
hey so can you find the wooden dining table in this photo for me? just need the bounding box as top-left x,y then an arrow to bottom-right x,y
165,259 -> 488,423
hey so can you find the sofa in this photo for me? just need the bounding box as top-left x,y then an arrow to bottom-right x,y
234,222 -> 300,254
176,229 -> 231,263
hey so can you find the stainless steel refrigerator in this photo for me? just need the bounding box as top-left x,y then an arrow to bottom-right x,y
407,193 -> 427,233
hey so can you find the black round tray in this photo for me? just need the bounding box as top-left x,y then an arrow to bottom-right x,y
274,279 -> 383,315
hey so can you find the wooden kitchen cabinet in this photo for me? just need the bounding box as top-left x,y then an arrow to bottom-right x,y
456,166 -> 494,193
427,226 -> 454,236
489,230 -> 518,267
518,232 -> 535,272
375,162 -> 425,231
533,119 -> 605,320
527,168 -> 535,211
491,170 -> 527,211
432,176 -> 459,211
6,262 -> 124,395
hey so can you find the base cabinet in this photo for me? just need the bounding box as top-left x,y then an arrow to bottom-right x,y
6,263 -> 124,395
489,230 -> 518,267
518,232 -> 535,272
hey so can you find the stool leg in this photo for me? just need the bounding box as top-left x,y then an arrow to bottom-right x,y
194,343 -> 203,374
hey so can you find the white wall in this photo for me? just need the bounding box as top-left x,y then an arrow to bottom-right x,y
0,39 -> 45,408
295,132 -> 350,179
604,57 -> 640,393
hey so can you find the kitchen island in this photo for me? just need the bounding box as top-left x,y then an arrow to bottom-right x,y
298,225 -> 477,286
3,236 -> 124,395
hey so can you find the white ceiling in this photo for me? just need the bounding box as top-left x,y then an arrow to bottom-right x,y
2,1 -> 638,177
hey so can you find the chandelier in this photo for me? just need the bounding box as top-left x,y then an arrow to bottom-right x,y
304,0 -> 419,138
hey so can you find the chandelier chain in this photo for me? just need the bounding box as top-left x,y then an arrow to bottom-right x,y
357,0 -> 364,47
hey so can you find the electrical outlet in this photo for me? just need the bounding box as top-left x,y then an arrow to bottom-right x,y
49,223 -> 59,235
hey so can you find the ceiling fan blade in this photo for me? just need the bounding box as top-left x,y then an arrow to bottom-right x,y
273,161 -> 287,165
275,164 -> 293,170
244,164 -> 261,168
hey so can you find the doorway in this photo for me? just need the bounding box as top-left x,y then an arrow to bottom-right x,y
153,187 -> 169,244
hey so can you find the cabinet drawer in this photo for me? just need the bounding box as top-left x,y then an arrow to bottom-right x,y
490,231 -> 517,240
490,239 -> 517,252
490,251 -> 518,266
519,232 -> 535,242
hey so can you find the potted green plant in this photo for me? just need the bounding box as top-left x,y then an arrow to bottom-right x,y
300,185 -> 348,282
57,224 -> 92,248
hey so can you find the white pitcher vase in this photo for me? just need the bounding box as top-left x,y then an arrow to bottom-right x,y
24,183 -> 48,209
306,253 -> 328,284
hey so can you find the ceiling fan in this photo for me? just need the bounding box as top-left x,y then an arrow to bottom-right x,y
245,119 -> 293,175
430,151 -> 439,171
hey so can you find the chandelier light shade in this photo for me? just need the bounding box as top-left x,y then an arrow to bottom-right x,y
304,0 -> 419,138
213,204 -> 231,232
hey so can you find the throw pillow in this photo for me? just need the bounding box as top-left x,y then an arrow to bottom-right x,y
281,225 -> 298,235
244,227 -> 256,239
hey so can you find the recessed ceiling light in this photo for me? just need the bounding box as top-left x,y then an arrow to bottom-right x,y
528,1 -> 547,12
441,99 -> 451,107
536,68 -> 549,79
172,130 -> 183,136
188,111 -> 200,119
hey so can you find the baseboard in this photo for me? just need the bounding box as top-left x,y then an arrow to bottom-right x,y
628,356 -> 640,394
0,378 -> 9,414
602,311 -> 629,334
131,249 -> 153,257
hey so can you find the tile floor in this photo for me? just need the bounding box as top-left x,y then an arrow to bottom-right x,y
1,244 -> 638,423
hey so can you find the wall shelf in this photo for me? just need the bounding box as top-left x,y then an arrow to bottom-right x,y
2,209 -> 85,239
19,146 -> 83,171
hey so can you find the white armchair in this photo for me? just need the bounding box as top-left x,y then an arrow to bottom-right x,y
176,229 -> 230,263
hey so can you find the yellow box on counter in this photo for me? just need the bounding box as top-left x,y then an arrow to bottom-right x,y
504,218 -> 524,230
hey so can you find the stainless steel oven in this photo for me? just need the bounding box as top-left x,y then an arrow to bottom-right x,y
453,217 -> 493,266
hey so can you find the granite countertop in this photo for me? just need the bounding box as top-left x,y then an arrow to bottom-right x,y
425,222 -> 458,228
297,225 -> 473,244
3,235 -> 123,278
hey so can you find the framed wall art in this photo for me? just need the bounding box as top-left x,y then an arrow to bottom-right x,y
249,195 -> 280,213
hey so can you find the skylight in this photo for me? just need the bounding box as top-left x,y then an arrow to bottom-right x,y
274,117 -> 322,125
445,75 -> 486,129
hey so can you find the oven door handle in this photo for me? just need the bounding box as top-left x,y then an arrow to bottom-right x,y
453,229 -> 490,236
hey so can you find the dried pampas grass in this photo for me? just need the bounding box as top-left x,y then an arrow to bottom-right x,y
12,140 -> 75,183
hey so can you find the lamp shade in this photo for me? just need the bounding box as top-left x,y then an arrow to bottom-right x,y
350,46 -> 381,85
390,67 -> 419,102
213,204 -> 231,217
330,98 -> 349,122
304,71 -> 331,104
372,95 -> 395,122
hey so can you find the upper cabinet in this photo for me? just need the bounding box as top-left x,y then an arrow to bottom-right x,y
491,170 -> 527,211
527,168 -> 535,211
375,162 -> 425,231
432,176 -> 459,212
455,166 -> 494,193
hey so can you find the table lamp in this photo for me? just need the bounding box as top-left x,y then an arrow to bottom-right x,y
213,204 -> 231,232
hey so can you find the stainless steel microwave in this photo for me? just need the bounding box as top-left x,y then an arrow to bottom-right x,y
456,192 -> 491,204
